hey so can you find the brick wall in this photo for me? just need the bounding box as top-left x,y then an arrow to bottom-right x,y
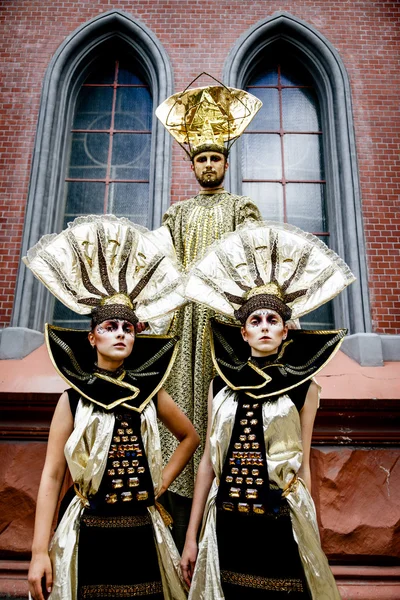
0,0 -> 399,332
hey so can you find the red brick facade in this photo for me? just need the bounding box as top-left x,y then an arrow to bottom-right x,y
0,4 -> 399,596
0,1 -> 399,332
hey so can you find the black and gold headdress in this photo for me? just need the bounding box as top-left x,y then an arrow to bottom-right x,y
156,73 -> 262,160
23,214 -> 185,325
23,215 -> 185,411
185,220 -> 356,397
185,220 -> 355,323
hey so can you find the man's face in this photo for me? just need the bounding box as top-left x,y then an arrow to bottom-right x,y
191,151 -> 228,189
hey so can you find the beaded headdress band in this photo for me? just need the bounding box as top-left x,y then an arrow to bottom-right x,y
156,73 -> 263,160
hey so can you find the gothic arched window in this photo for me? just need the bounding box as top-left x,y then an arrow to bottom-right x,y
224,14 -> 370,336
241,48 -> 332,328
64,57 -> 152,229
13,11 -> 173,332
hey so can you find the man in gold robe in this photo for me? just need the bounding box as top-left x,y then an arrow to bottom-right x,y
155,77 -> 263,548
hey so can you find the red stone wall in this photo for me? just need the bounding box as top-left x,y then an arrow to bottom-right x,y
0,1 -> 399,329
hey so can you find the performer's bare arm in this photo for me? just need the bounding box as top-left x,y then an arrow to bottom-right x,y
28,392 -> 74,600
298,380 -> 319,493
156,388 -> 200,498
180,382 -> 215,587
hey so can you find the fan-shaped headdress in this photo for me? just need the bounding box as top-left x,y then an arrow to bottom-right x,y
23,215 -> 186,412
185,220 -> 355,324
23,215 -> 185,326
155,73 -> 262,160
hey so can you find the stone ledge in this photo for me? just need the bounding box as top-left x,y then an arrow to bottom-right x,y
0,561 -> 399,599
342,333 -> 400,366
0,328 -> 44,360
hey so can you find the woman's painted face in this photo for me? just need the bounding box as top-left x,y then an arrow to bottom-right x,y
241,309 -> 288,357
88,319 -> 135,366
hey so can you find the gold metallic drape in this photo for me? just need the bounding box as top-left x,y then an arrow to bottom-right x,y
48,399 -> 187,600
189,385 -> 341,600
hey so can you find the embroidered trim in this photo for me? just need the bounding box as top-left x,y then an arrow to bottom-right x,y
48,329 -> 91,379
80,581 -> 163,598
129,338 -> 176,374
81,514 -> 152,528
221,570 -> 304,592
94,364 -> 125,379
239,230 -> 264,287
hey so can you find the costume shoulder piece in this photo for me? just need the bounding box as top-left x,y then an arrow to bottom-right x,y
46,325 -> 179,412
210,318 -> 346,399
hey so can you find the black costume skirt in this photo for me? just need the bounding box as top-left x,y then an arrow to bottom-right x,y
77,506 -> 163,599
216,502 -> 311,599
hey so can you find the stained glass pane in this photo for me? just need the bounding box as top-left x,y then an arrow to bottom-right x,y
108,183 -> 150,227
286,184 -> 327,232
284,134 -> 324,180
111,134 -> 151,180
53,300 -> 91,329
242,182 -> 284,221
68,133 -> 109,179
84,60 -> 115,84
282,89 -> 321,131
63,182 -> 105,227
300,303 -> 334,330
241,134 -> 282,179
115,88 -> 152,130
280,59 -> 314,86
118,59 -> 147,84
246,89 -> 279,131
248,67 -> 278,86
72,88 -> 113,130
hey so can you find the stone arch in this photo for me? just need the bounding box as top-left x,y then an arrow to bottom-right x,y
13,10 -> 173,331
223,12 -> 371,336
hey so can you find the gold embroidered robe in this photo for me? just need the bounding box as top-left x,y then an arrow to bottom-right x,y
188,385 -> 341,600
162,192 -> 261,497
47,398 -> 187,600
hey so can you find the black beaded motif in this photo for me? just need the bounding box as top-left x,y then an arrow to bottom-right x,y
217,399 -> 287,517
100,412 -> 154,507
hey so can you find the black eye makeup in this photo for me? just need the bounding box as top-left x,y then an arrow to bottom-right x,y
96,320 -> 135,336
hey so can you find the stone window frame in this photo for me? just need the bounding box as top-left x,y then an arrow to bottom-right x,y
223,12 -> 371,340
12,10 -> 173,332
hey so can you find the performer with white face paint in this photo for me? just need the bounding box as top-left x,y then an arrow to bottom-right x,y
181,220 -> 355,599
24,215 -> 199,600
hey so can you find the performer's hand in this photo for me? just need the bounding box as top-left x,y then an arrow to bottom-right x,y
180,538 -> 198,587
28,552 -> 53,600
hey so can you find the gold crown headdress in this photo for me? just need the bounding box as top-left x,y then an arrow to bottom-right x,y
185,221 -> 355,323
23,215 -> 185,325
155,72 -> 262,159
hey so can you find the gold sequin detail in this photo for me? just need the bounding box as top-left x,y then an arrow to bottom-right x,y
80,581 -> 163,597
81,514 -> 151,528
220,570 -> 304,592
